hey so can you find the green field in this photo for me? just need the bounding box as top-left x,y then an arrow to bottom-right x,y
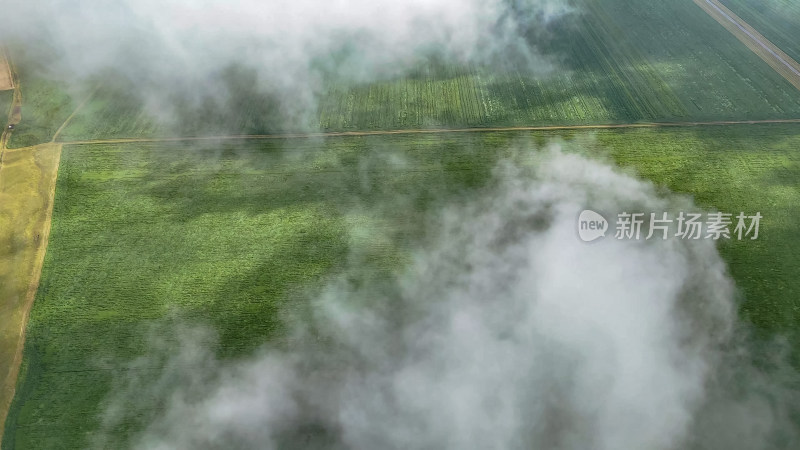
0,91 -> 12,123
53,79 -> 161,143
1,133 -> 506,448
3,0 -> 800,447
3,46 -> 75,149
723,0 -> 800,64
601,125 -> 800,333
48,0 -> 800,142
3,124 -> 800,448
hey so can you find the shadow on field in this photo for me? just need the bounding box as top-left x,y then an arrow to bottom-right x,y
123,135 -> 507,357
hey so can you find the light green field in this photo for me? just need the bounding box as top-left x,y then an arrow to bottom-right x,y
4,124 -> 800,448
600,125 -> 800,333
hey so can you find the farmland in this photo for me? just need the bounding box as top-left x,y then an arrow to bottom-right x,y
3,47 -> 76,149
693,0 -> 800,92
52,79 -> 161,143
2,0 -> 800,447
0,50 -> 12,92
0,91 -> 12,124
4,124 -> 800,448
0,144 -> 62,446
48,0 -> 800,142
601,125 -> 800,336
3,71 -> 73,149
723,0 -> 800,64
1,133 -> 505,448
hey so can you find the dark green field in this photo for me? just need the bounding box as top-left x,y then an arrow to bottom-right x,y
4,124 -> 800,448
0,91 -> 12,122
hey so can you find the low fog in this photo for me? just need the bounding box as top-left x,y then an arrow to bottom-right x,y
6,1 -> 797,448
93,147 -> 800,450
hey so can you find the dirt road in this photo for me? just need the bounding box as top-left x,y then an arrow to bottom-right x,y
56,118 -> 800,146
694,0 -> 800,92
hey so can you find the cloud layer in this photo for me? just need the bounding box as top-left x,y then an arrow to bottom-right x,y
3,0 -> 576,129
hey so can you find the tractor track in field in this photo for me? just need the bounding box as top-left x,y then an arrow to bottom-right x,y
51,85 -> 100,143
55,118 -> 800,146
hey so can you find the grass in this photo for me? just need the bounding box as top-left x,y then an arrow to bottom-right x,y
0,144 -> 62,446
3,124 -> 800,448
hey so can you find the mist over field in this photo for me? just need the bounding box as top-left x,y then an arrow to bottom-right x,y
92,147 -> 800,450
1,0 -> 576,130
4,1 -> 799,449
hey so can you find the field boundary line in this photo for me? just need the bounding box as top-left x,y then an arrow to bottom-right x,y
51,85 -> 100,143
693,0 -> 800,92
56,118 -> 800,146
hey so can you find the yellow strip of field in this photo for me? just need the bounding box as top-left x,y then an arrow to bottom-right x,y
0,144 -> 62,443
694,0 -> 800,92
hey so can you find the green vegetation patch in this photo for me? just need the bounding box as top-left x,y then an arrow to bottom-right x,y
599,125 -> 800,334
4,60 -> 74,149
4,125 -> 800,448
56,0 -> 800,141
0,91 -> 12,123
1,133 -> 509,448
723,0 -> 800,64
